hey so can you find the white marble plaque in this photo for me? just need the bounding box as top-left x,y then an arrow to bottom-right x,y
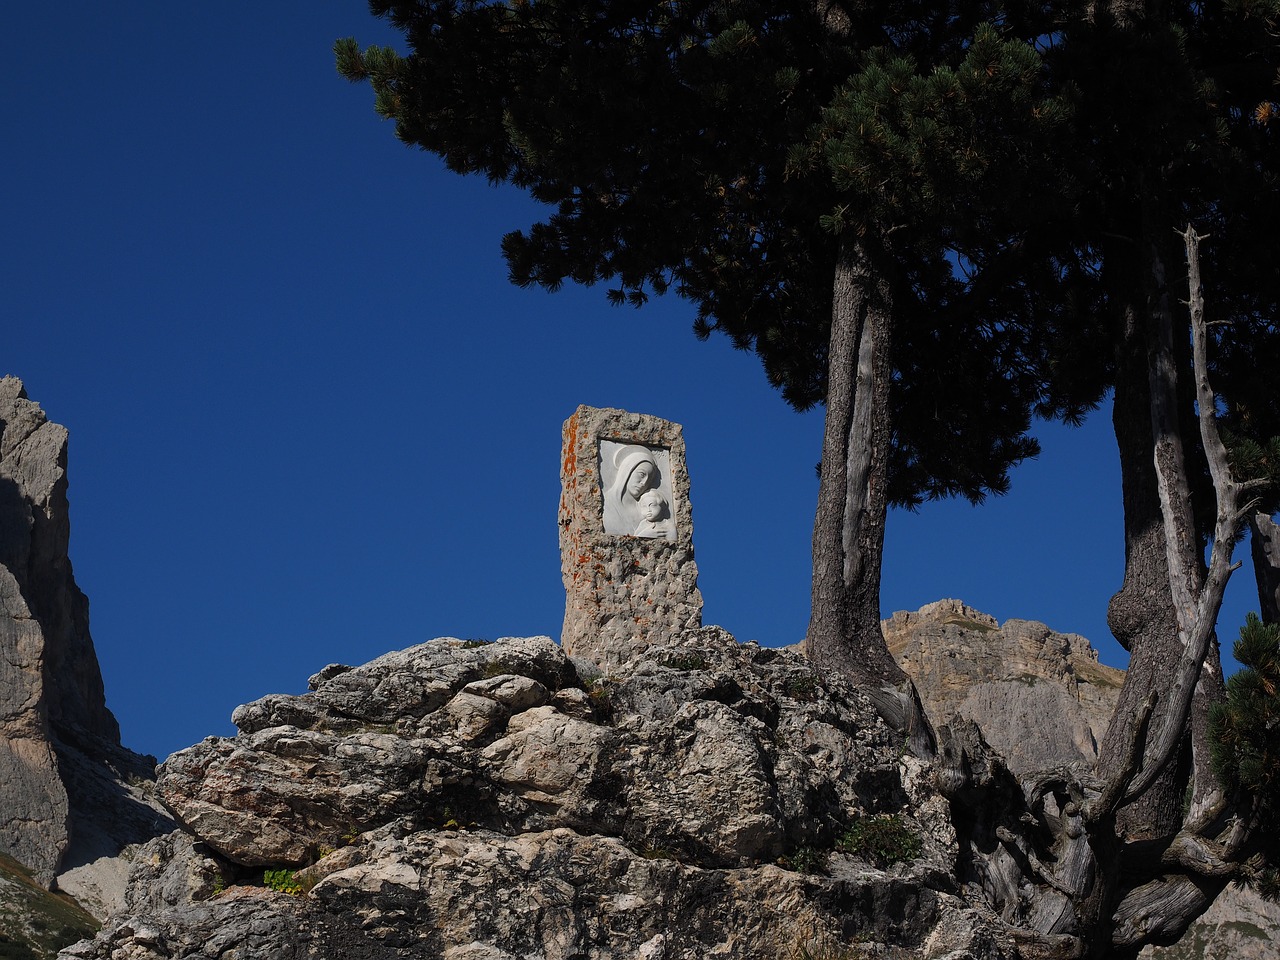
599,440 -> 676,540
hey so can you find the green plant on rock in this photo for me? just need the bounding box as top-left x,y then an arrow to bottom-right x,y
482,656 -> 519,679
784,674 -> 819,703
1211,613 -> 1280,900
837,814 -> 921,868
262,868 -> 303,895
777,845 -> 828,875
664,652 -> 709,671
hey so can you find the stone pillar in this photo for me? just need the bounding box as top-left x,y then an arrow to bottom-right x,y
559,405 -> 702,669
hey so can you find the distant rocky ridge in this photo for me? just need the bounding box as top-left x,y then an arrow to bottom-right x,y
885,599 -> 1124,773
0,376 -> 172,921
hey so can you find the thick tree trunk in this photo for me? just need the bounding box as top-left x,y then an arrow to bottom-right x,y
804,237 -> 930,754
941,229 -> 1247,960
1097,237 -> 1187,841
1249,512 -> 1280,624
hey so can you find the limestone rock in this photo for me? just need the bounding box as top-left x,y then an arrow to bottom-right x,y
69,631 -> 1013,960
559,406 -> 703,670
0,375 -> 172,900
885,599 -> 1123,773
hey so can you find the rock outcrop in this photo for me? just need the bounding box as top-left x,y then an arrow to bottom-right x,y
884,599 -> 1124,774
0,376 -> 172,912
64,631 -> 1012,960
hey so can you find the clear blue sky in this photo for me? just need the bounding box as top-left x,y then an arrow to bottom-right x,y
2,6 -> 1258,761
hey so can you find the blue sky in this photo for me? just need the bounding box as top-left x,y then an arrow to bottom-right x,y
3,5 -> 1258,760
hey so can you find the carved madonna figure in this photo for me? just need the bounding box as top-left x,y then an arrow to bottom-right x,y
600,442 -> 675,540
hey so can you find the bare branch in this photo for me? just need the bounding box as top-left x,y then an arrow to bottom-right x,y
1125,227 -> 1247,805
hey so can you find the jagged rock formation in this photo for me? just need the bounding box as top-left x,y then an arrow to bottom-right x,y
887,599 -> 1279,960
63,631 -> 1013,959
0,376 -> 172,914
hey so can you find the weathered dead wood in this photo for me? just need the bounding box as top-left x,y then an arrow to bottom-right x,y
1118,228 -> 1249,811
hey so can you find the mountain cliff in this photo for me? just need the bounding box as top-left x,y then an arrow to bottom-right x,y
0,376 -> 172,927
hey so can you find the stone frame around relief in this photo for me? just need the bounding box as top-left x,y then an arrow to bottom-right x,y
598,438 -> 677,539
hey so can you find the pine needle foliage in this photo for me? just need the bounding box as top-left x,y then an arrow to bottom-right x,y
1213,614 -> 1280,795
1212,613 -> 1280,899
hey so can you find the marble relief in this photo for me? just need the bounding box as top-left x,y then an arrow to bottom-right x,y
599,440 -> 676,540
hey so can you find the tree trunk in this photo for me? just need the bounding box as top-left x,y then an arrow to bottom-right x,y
804,237 -> 931,754
1097,234 -> 1187,841
939,229 -> 1247,960
1249,511 -> 1280,624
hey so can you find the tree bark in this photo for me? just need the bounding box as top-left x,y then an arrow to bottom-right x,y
1097,232 -> 1187,840
804,237 -> 931,754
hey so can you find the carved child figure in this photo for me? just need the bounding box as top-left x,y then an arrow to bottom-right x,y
634,489 -> 676,540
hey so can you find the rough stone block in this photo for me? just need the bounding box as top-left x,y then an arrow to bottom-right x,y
558,405 -> 702,669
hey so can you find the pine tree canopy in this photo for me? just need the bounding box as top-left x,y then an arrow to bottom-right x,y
336,1 -> 1105,509
336,0 -> 1279,508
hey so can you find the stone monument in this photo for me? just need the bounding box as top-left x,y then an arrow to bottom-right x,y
559,405 -> 702,668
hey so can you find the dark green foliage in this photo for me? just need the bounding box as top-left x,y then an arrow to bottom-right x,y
1212,613 -> 1280,898
1212,614 -> 1280,799
837,814 -> 922,868
336,1 -> 1090,510
783,674 -> 818,702
778,845 -> 829,875
662,652 -> 709,672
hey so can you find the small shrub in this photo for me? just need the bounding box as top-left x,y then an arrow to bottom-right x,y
664,652 -> 709,671
784,674 -> 819,702
263,868 -> 303,895
482,657 -> 519,678
837,814 -> 922,868
461,638 -> 493,649
778,845 -> 828,875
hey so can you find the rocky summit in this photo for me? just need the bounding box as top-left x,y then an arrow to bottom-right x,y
62,630 -> 1013,960
2,387 -> 1274,959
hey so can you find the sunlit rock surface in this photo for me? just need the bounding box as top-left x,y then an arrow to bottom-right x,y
66,630 -> 1012,959
0,375 -> 171,914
